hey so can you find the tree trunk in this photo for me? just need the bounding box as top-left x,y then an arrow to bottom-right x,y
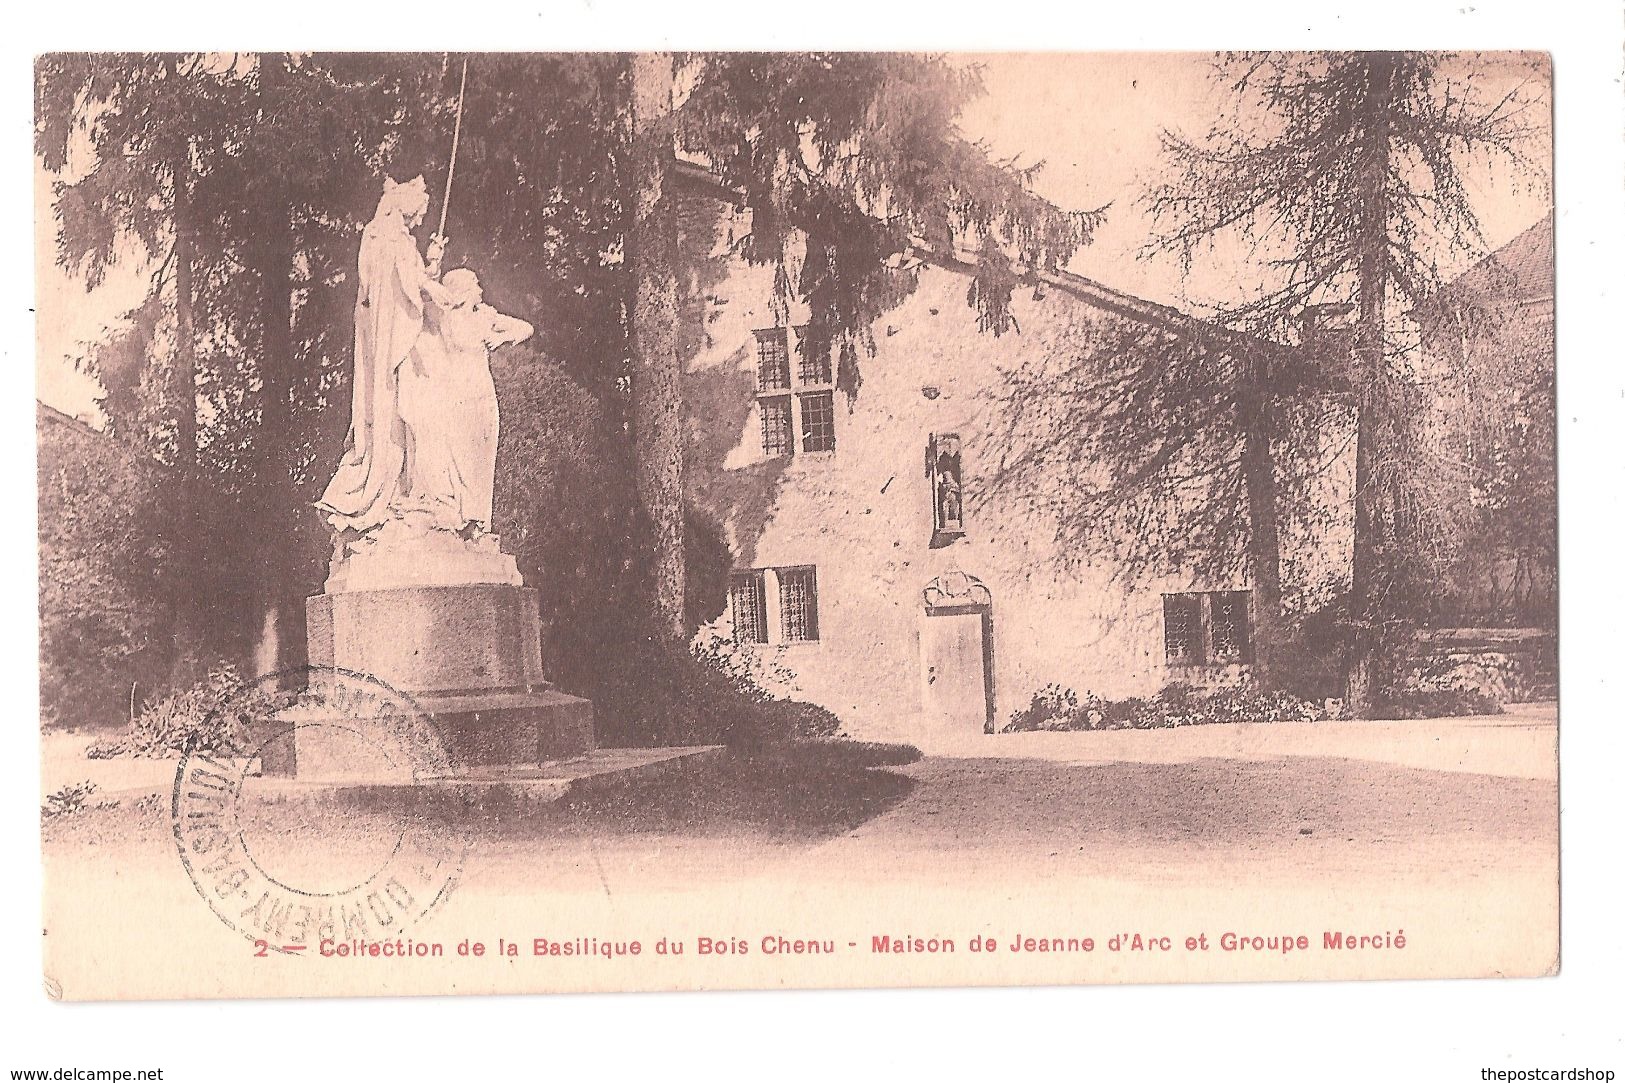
1345,53 -> 1397,718
627,52 -> 686,639
165,136 -> 208,686
1239,348 -> 1284,689
171,146 -> 197,469
251,53 -> 300,674
164,52 -> 197,468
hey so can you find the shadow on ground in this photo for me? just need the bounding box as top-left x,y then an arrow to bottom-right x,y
42,745 -> 1554,896
41,742 -> 924,854
824,752 -> 1557,886
548,745 -> 920,842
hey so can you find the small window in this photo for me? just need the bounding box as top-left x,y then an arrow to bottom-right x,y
778,566 -> 820,642
731,565 -> 824,645
796,333 -> 833,385
756,327 -> 837,460
755,328 -> 791,391
1163,594 -> 1206,666
729,572 -> 768,644
799,391 -> 836,453
760,396 -> 794,458
1162,590 -> 1254,668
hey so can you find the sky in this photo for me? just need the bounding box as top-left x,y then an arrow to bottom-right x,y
33,51 -> 1554,423
958,51 -> 1553,310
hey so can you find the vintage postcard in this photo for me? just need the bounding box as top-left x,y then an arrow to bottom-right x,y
35,50 -> 1556,1001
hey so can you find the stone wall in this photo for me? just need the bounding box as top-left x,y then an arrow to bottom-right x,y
678,198 -> 1347,737
1402,628 -> 1557,704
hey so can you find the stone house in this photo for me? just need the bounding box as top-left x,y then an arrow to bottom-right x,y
673,169 -> 1313,739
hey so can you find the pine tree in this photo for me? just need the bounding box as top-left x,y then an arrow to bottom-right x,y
621,52 -> 1103,635
629,53 -> 687,639
39,52 -> 1103,720
1146,51 -> 1542,715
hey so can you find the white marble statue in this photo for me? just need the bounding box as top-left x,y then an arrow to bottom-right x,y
318,175 -> 446,535
315,175 -> 534,590
397,267 -> 534,534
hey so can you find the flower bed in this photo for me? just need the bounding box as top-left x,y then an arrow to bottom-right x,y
1002,683 -> 1336,733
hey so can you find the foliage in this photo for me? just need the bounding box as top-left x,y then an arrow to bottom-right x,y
1149,52 -> 1543,327
1002,681 -> 1337,733
1145,51 -> 1546,711
988,313 -> 1280,585
689,626 -> 797,700
591,623 -> 842,748
86,664 -> 292,758
1418,233 -> 1556,626
37,410 -> 170,730
38,53 -> 1101,744
41,781 -> 112,819
1371,686 -> 1502,720
592,631 -> 843,749
1394,635 -> 1536,705
752,700 -> 844,742
36,53 -> 437,684
37,55 -> 397,474
678,53 -> 1101,402
39,405 -> 295,730
1269,598 -> 1357,700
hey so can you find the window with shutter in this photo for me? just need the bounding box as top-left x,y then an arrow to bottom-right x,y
778,566 -> 820,642
760,397 -> 794,457
1163,594 -> 1206,666
1209,591 -> 1253,663
729,572 -> 768,644
755,328 -> 791,391
1162,590 -> 1255,668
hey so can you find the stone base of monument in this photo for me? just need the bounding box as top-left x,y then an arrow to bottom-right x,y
246,745 -> 728,817
264,554 -> 599,781
267,688 -> 597,782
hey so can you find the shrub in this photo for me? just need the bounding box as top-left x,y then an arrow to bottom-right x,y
1397,648 -> 1521,706
591,626 -> 845,749
38,409 -> 303,732
1006,684 -> 1084,731
1002,682 -> 1335,733
1372,687 -> 1504,719
85,664 -> 293,759
689,627 -> 797,706
753,699 -> 844,741
41,780 -> 112,819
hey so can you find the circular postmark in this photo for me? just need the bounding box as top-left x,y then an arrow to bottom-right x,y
171,667 -> 468,956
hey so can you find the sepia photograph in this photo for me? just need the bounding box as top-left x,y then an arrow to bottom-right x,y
31,47 -> 1562,1002
11,6 -> 1621,1074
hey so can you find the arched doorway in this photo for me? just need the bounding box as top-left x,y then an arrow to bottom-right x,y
920,572 -> 995,734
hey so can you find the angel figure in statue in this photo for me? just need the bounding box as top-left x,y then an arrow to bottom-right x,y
396,267 -> 534,536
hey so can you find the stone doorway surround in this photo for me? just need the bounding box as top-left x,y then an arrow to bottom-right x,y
919,571 -> 995,735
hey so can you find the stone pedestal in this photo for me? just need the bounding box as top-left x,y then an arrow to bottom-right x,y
277,529 -> 595,780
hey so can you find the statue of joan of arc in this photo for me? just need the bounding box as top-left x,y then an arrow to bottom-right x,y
316,174 -> 449,535
318,174 -> 535,543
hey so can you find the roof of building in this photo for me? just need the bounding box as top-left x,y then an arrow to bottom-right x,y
37,399 -> 160,473
669,159 -> 1286,359
37,399 -> 105,439
1450,211 -> 1554,302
